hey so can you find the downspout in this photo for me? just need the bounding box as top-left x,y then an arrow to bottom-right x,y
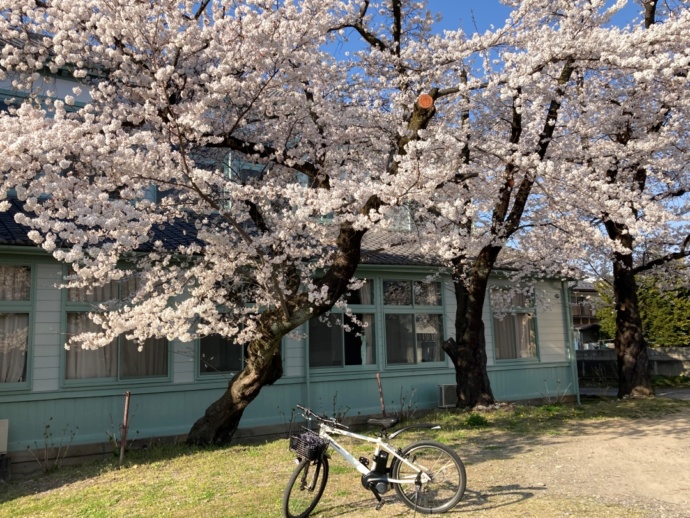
562,281 -> 580,405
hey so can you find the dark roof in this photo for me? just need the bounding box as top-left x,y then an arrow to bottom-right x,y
0,198 -> 34,246
0,198 -> 203,251
361,231 -> 440,266
572,281 -> 598,292
0,200 -> 437,266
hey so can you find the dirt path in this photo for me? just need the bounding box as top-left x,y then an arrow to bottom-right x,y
454,407 -> 690,517
323,407 -> 690,517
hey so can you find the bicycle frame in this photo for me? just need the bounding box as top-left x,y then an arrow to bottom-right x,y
315,422 -> 432,485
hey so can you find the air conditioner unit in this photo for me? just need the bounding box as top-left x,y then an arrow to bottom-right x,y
0,419 -> 8,454
438,385 -> 458,408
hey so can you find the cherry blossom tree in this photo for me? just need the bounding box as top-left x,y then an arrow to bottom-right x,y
544,0 -> 690,397
1,0 -> 687,445
0,0 -> 467,444
408,0 -> 690,405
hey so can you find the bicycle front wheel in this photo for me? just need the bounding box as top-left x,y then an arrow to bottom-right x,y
391,441 -> 466,514
282,457 -> 329,518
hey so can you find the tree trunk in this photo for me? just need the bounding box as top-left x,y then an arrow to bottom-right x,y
442,252 -> 496,408
612,251 -> 653,398
187,332 -> 284,445
186,225 -> 368,445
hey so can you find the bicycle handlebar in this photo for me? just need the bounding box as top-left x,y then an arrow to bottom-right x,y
295,404 -> 348,429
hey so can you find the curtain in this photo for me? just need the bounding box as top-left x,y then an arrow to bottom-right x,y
65,313 -> 116,379
361,314 -> 375,365
359,281 -> 373,305
494,313 -> 537,359
517,313 -> 537,358
120,336 -> 169,378
0,266 -> 30,383
493,315 -> 516,360
0,266 -> 30,301
0,313 -> 28,383
68,279 -> 118,303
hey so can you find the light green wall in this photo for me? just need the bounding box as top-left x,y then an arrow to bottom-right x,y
1,362 -> 576,452
0,255 -> 578,454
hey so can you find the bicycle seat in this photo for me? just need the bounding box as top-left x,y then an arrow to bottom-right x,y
367,417 -> 399,429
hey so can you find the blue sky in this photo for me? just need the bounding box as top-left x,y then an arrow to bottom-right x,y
425,0 -> 643,33
425,0 -> 512,33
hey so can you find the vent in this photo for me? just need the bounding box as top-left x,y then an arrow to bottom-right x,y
438,384 -> 458,408
0,419 -> 7,454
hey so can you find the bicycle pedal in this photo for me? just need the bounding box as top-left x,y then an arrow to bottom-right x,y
375,500 -> 385,511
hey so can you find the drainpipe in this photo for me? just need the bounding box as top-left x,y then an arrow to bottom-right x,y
562,281 -> 581,405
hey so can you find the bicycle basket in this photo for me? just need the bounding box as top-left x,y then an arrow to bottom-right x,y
289,432 -> 327,461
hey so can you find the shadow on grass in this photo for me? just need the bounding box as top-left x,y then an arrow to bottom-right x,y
303,484 -> 543,517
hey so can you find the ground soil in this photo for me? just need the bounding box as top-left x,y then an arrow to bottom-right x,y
322,405 -> 690,517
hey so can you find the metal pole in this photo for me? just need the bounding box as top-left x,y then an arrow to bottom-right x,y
376,372 -> 386,417
119,391 -> 131,467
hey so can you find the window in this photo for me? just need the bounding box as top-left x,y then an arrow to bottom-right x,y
199,334 -> 244,375
383,280 -> 444,365
309,313 -> 376,368
308,281 -> 376,368
492,291 -> 537,360
0,265 -> 31,385
65,276 -> 169,381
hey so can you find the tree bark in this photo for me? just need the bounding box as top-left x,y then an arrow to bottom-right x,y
442,251 -> 497,408
186,225 -> 367,445
612,249 -> 654,398
186,328 -> 285,445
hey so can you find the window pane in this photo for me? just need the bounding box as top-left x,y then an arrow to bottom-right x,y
345,280 -> 374,305
416,314 -> 443,362
343,313 -> 376,366
68,279 -> 118,302
516,313 -> 537,358
386,314 -> 415,364
0,313 -> 28,383
200,334 -> 243,375
309,314 -> 343,367
66,267 -> 123,302
414,282 -> 442,306
65,313 -> 116,379
383,281 -> 412,305
120,337 -> 169,378
512,292 -> 532,307
0,266 -> 31,301
494,313 -> 537,360
494,315 -> 517,359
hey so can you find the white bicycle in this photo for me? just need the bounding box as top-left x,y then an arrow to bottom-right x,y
283,404 -> 466,517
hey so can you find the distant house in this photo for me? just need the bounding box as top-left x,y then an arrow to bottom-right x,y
570,281 -> 603,348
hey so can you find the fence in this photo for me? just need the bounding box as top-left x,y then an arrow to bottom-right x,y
577,347 -> 690,381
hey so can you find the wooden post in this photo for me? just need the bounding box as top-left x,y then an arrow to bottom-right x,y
376,373 -> 386,417
119,391 -> 131,468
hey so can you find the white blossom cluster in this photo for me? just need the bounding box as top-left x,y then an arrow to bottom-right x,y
0,0 -> 688,353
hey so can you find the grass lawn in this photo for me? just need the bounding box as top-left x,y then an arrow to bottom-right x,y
1,396 -> 689,518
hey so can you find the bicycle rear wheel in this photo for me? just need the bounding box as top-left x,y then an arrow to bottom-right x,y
391,441 -> 466,514
282,456 -> 329,518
